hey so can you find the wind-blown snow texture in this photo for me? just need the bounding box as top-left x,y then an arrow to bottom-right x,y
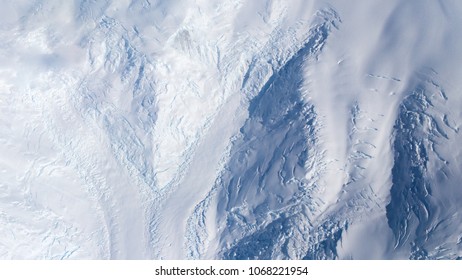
1,0 -> 462,259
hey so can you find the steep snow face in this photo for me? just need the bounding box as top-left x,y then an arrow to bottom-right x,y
386,75 -> 462,259
1,0 -> 462,259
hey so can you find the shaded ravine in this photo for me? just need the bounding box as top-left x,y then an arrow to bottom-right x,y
213,9 -> 340,260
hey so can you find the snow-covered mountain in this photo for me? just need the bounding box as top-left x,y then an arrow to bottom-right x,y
1,0 -> 462,259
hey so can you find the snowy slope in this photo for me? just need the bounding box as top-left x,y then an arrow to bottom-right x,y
1,0 -> 462,259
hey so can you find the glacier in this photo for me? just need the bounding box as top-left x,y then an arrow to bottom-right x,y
1,0 -> 462,259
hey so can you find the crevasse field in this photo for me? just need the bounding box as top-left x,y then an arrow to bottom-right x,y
1,0 -> 462,260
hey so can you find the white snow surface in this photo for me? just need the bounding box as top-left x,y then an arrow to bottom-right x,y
1,0 -> 462,259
